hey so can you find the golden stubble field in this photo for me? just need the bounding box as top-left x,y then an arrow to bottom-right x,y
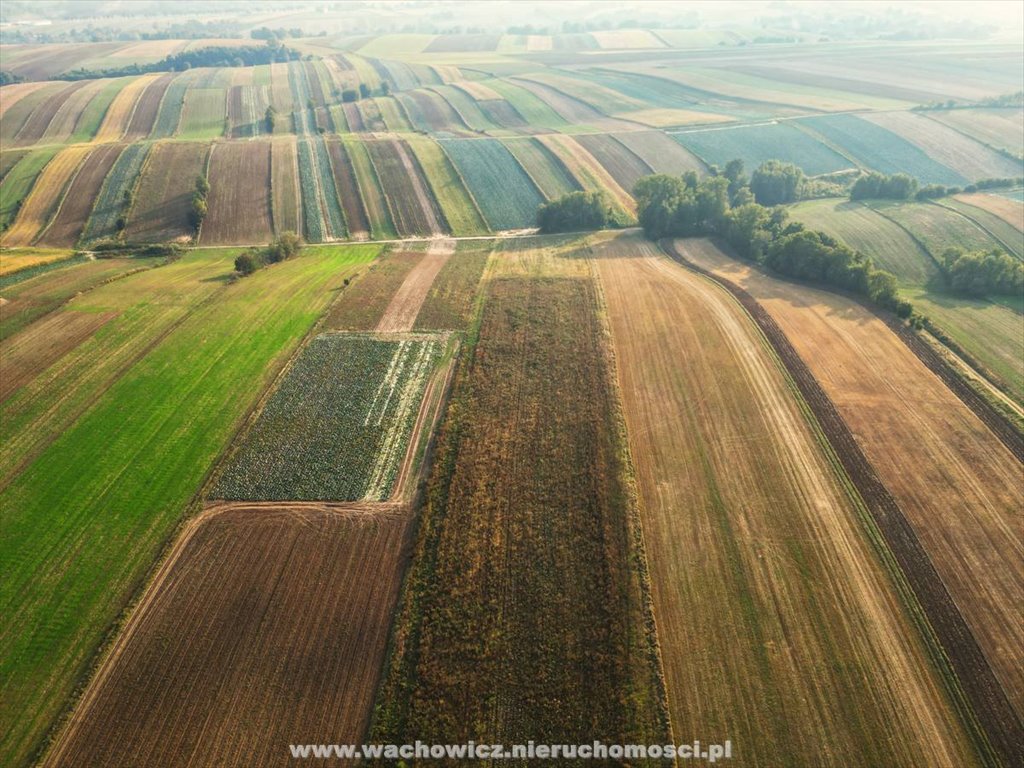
593,232 -> 978,767
679,238 -> 1024,722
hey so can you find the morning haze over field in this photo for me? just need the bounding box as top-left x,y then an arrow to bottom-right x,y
0,1 -> 1021,766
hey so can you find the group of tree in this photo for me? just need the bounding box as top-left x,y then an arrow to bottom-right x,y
940,247 -> 1023,297
632,165 -> 913,317
913,91 -> 1023,111
536,191 -> 614,233
341,83 -> 386,102
57,42 -> 301,81
234,232 -> 304,276
0,70 -> 25,85
849,172 -> 919,201
189,175 -> 210,234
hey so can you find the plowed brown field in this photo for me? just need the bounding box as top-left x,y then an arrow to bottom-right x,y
44,503 -> 412,768
43,143 -> 123,247
200,141 -> 273,245
376,238 -> 454,332
594,233 -> 978,767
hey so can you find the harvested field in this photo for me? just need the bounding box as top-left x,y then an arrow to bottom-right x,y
954,192 -> 1024,233
44,504 -> 413,768
228,84 -> 270,138
405,136 -> 487,235
486,80 -> 568,130
672,122 -> 852,177
680,238 -> 1024,742
537,133 -> 636,217
503,137 -> 580,199
270,137 -> 301,235
516,71 -> 646,116
122,72 -> 173,139
93,74 -> 159,142
12,81 -> 83,145
0,83 -> 65,143
0,82 -> 50,121
614,107 -> 734,127
326,250 -> 422,330
41,143 -> 123,248
437,138 -> 543,230
39,79 -> 107,143
934,198 -> 1024,258
616,129 -> 706,174
930,108 -> 1024,156
575,133 -> 653,190
377,239 -> 455,332
800,114 -> 966,185
201,141 -> 273,245
478,98 -> 528,129
125,141 -> 209,242
342,102 -> 365,131
2,145 -> 90,247
414,241 -> 491,330
862,111 -> 1023,181
325,138 -> 370,238
67,78 -> 130,143
0,248 -> 74,278
372,275 -> 666,751
0,309 -> 115,401
365,138 -> 447,237
595,233 -> 978,767
213,333 -> 441,502
429,84 -> 495,132
511,77 -> 639,130
0,246 -> 376,768
80,143 -> 148,243
0,147 -> 59,231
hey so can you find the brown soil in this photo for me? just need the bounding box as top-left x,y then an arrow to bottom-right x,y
375,238 -> 454,333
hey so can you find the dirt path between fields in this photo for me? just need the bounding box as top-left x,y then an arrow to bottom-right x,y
376,238 -> 454,332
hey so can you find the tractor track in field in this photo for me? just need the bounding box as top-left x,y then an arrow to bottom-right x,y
661,238 -> 1024,768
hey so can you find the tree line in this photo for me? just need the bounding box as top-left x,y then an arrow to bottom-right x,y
940,247 -> 1023,297
630,163 -> 912,316
56,42 -> 302,81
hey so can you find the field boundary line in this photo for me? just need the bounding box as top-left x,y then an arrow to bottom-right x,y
661,238 -> 1023,768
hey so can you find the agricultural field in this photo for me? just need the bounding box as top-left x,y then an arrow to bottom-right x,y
413,241 -> 492,331
43,504 -> 414,768
787,198 -> 939,285
683,240 -> 1024,736
80,143 -> 149,243
0,147 -> 58,231
4,16 -> 1024,768
404,137 -> 487,236
125,141 -> 209,243
671,122 -> 853,176
201,141 -> 273,245
1,245 -> 377,768
42,144 -> 123,248
595,233 -> 977,767
800,114 -> 967,185
929,108 -> 1024,157
372,272 -> 666,751
502,137 -> 581,200
213,333 -> 441,502
954,192 -> 1024,233
325,250 -> 422,330
2,145 -> 90,247
365,138 -> 447,236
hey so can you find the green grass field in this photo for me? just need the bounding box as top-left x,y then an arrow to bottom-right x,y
0,244 -> 378,768
932,198 -> 1024,258
870,200 -> 1006,259
671,122 -> 852,176
0,148 -> 59,231
787,199 -> 940,285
